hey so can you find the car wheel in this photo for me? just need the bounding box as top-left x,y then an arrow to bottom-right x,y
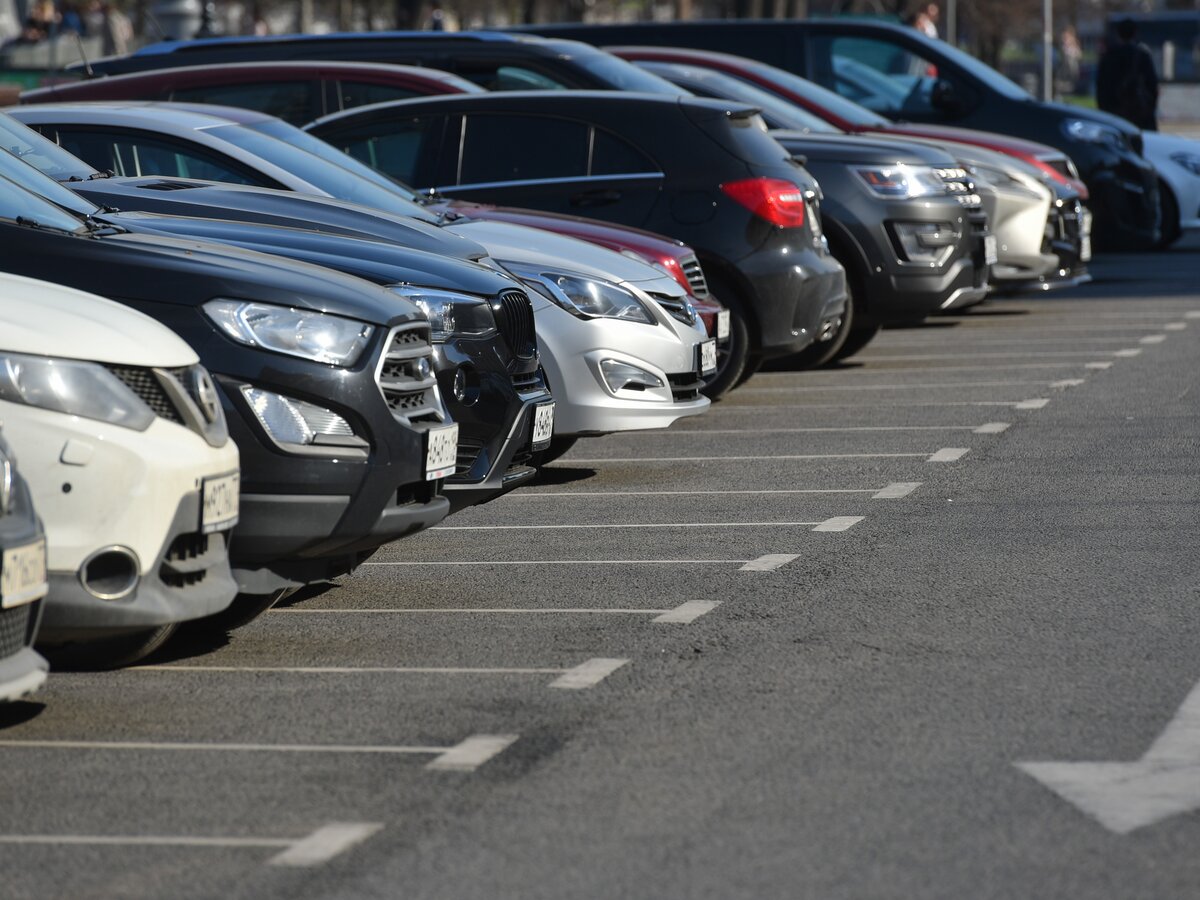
531,435 -> 579,467
833,323 -> 882,362
1158,181 -> 1181,249
786,273 -> 857,369
179,588 -> 295,639
701,280 -> 752,399
42,623 -> 178,671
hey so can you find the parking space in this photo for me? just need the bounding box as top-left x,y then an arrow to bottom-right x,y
1,246 -> 1198,899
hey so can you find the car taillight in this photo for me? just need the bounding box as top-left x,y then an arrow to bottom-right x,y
720,177 -> 807,228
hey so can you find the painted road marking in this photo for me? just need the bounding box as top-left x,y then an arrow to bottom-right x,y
653,601 -> 720,624
1017,678 -> 1200,834
1114,349 -> 1143,357
515,483 -> 922,501
1050,379 -> 1085,388
0,738 -> 516,771
739,554 -> 800,572
564,453 -> 929,464
432,522 -> 829,531
364,560 -> 751,567
708,400 -> 1058,410
624,425 -> 1009,435
1015,399 -> 1050,409
1165,322 -> 1188,331
872,482 -> 921,499
972,422 -> 1010,434
812,516 -> 864,532
269,823 -> 383,867
736,374 -> 1100,395
927,448 -> 970,462
1085,362 -> 1114,370
1139,334 -> 1167,344
272,601 -> 719,624
425,735 -> 519,772
1186,311 -> 1200,319
548,658 -> 629,690
849,351 -> 1141,361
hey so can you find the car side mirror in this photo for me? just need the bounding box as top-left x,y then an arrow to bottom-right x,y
930,79 -> 963,115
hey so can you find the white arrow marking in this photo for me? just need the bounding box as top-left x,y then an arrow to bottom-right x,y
1017,679 -> 1200,833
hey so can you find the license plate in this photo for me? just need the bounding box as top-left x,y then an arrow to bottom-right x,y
425,423 -> 458,481
983,234 -> 998,266
1,538 -> 47,609
1080,235 -> 1092,262
699,339 -> 718,375
531,402 -> 554,449
201,471 -> 240,534
716,309 -> 731,341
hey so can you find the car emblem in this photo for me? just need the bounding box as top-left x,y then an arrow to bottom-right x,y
192,368 -> 221,424
0,450 -> 12,517
416,358 -> 432,380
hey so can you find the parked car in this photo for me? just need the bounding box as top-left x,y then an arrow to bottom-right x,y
0,424 -> 49,697
634,57 -> 1088,294
307,91 -> 848,381
1142,131 -> 1200,248
519,19 -> 1162,251
0,169 -> 455,631
23,60 -> 484,125
0,267 -> 240,667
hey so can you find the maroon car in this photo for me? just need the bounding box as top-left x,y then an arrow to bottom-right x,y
607,46 -> 1089,199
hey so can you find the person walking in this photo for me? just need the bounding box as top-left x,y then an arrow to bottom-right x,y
1096,17 -> 1158,131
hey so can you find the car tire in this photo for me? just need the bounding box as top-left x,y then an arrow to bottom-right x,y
1158,181 -> 1181,249
833,323 -> 882,362
701,279 -> 752,399
531,435 -> 579,467
786,272 -> 857,369
42,623 -> 178,671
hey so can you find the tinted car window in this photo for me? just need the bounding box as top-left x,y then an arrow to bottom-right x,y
329,115 -> 442,187
456,63 -> 568,91
52,129 -> 262,184
169,81 -> 316,126
0,173 -> 86,233
337,80 -> 419,110
0,112 -> 98,181
459,114 -> 587,184
590,128 -> 658,175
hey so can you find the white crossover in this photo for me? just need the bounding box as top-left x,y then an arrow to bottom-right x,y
1143,131 -> 1200,247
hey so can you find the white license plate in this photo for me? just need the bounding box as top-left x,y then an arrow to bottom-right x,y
201,472 -> 240,534
532,402 -> 554,449
716,309 -> 731,341
1080,235 -> 1092,262
699,339 -> 718,375
1,538 -> 47,609
983,234 -> 998,266
425,423 -> 459,481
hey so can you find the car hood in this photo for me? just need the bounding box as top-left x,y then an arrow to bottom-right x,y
105,210 -> 521,297
770,130 -> 958,166
445,219 -> 687,295
0,270 -> 198,367
875,123 -> 1066,160
1143,130 -> 1200,161
73,176 -> 491,262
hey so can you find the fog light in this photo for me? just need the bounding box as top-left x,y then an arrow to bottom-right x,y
241,386 -> 358,451
892,222 -> 957,265
600,359 -> 663,393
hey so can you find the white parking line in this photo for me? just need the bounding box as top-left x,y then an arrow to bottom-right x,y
873,482 -> 922,499
565,453 -> 929,464
739,554 -> 800,572
707,400 -> 1054,410
628,425 -> 1004,435
425,735 -> 519,772
972,422 -> 1011,434
363,560 -> 750,567
513,482 -> 921,500
269,823 -> 384,867
653,601 -> 721,624
736,375 -> 1094,395
1139,334 -> 1167,344
1085,362 -> 1114,369
0,737 -> 517,771
1185,312 -> 1200,319
1114,349 -> 1143,357
1165,322 -> 1188,331
1050,379 -> 1086,387
548,658 -> 629,690
432,522 -> 838,531
851,351 -> 1139,361
1015,399 -> 1050,409
272,600 -> 720,625
927,448 -> 970,462
135,659 -> 629,690
812,516 -> 864,532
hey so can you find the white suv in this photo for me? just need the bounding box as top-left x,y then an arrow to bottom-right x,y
0,273 -> 241,668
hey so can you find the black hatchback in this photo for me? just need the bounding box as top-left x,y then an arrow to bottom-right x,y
309,91 -> 848,389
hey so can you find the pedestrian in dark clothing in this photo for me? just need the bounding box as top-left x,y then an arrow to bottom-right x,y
1096,18 -> 1159,131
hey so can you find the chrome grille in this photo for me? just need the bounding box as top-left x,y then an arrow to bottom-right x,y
652,293 -> 696,327
493,289 -> 537,359
680,255 -> 709,298
0,602 -> 33,658
375,323 -> 445,426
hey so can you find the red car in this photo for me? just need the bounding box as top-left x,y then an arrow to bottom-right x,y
608,46 -> 1089,199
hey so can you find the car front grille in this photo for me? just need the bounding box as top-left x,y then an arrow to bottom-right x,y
653,294 -> 696,327
454,438 -> 485,477
680,255 -> 709,298
511,368 -> 548,395
0,602 -> 34,658
108,365 -> 185,424
493,289 -> 537,359
667,371 -> 704,403
375,323 -> 445,426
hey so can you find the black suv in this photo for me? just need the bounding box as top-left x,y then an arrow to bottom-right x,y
309,91 -> 848,386
517,18 -> 1161,251
0,172 -> 454,611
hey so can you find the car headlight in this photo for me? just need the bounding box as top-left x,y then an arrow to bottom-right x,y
1061,119 -> 1124,148
0,352 -> 155,431
855,164 -> 952,199
1170,152 -> 1200,176
391,287 -> 496,342
507,264 -> 655,325
204,300 -> 374,366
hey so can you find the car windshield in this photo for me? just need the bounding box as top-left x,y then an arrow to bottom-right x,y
642,62 -> 839,133
905,31 -> 1033,101
211,122 -> 436,220
0,112 -> 100,182
0,146 -> 103,218
558,42 -> 691,95
0,173 -> 89,233
739,60 -> 893,127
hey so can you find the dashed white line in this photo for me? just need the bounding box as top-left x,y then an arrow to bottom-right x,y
1050,379 -> 1086,387
0,834 -> 293,850
872,482 -> 922,500
739,554 -> 800,572
1165,322 -> 1188,331
1015,398 -> 1050,409
1114,349 -> 1143,357
425,735 -> 520,772
273,601 -> 719,623
269,823 -> 384,867
0,739 -> 478,757
548,658 -> 629,690
563,453 -> 929,464
1139,334 -> 1167,345
625,425 -> 1000,435
363,560 -> 750,567
1186,311 -> 1200,319
927,448 -> 970,462
972,422 -> 1011,434
653,600 -> 720,624
431,522 -> 827,531
812,516 -> 865,532
512,489 -> 879,498
1085,362 -> 1114,370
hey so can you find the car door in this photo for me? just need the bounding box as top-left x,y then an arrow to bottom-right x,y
805,31 -> 979,124
436,112 -> 663,228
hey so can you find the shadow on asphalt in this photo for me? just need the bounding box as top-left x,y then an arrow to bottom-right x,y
530,465 -> 598,486
0,701 -> 45,730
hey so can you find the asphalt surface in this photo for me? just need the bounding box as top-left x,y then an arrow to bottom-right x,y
2,238 -> 1199,899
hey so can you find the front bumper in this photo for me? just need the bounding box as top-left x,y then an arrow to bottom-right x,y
1085,154 -> 1161,250
0,465 -> 48,700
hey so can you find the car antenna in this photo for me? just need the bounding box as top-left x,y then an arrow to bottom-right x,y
72,31 -> 94,77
